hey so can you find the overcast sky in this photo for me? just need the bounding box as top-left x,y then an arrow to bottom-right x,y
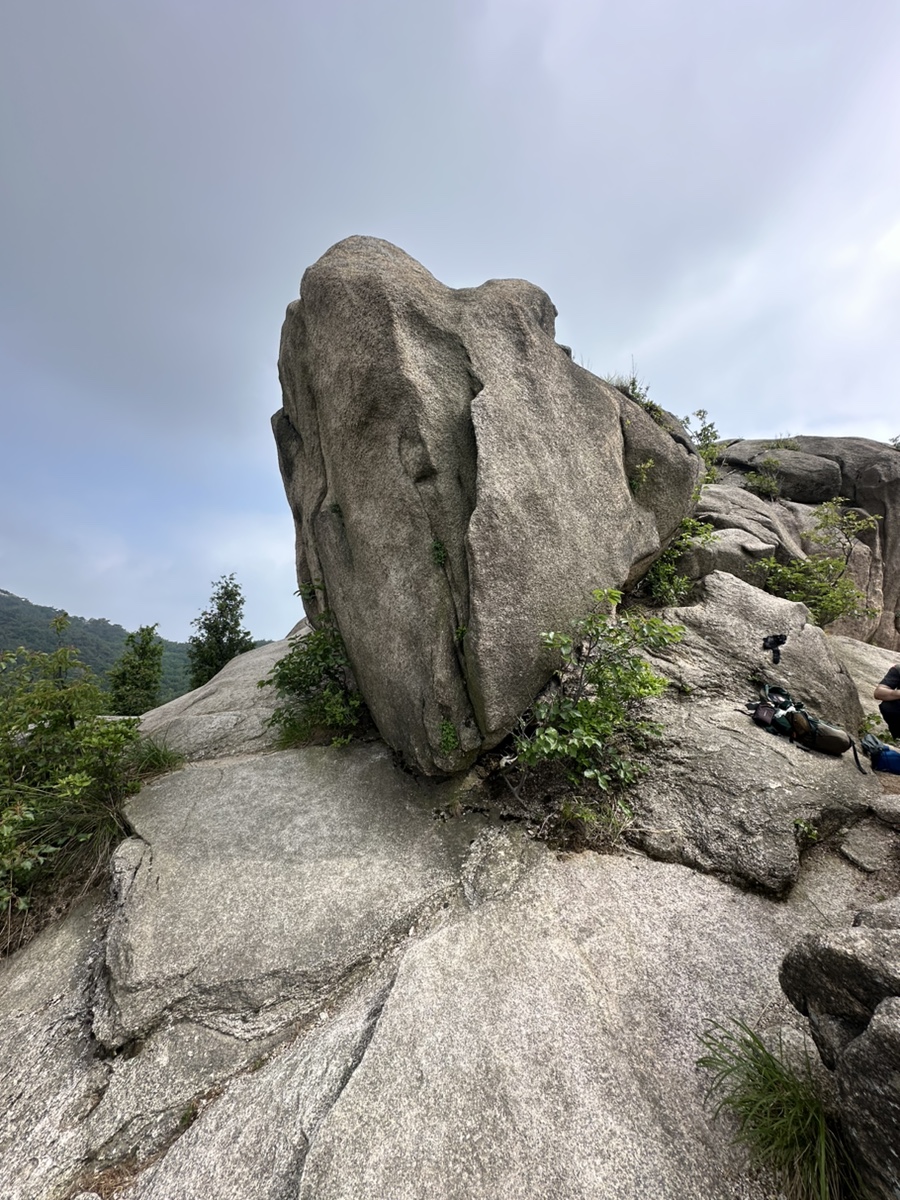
2,0 -> 899,641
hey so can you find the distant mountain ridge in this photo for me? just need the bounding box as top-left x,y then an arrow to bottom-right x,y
0,588 -> 191,703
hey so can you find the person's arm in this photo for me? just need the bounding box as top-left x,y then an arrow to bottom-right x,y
875,682 -> 900,702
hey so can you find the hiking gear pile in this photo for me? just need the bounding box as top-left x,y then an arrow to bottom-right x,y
748,684 -> 866,774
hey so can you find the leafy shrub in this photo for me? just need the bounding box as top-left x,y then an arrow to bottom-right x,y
681,409 -> 721,483
260,609 -> 362,747
108,623 -> 164,715
505,590 -> 682,844
697,1020 -> 863,1200
1,619 -> 182,929
188,574 -> 255,689
859,712 -> 895,743
639,516 -> 716,607
759,498 -> 880,627
744,455 -> 782,499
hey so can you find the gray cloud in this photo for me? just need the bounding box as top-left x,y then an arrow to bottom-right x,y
1,0 -> 898,639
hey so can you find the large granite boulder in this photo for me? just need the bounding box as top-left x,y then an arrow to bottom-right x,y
695,438 -> 900,649
273,236 -> 701,774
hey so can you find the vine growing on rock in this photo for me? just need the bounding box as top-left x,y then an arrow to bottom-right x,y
500,589 -> 682,847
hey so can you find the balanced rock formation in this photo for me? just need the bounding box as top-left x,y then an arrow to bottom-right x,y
687,437 -> 900,649
273,236 -> 701,774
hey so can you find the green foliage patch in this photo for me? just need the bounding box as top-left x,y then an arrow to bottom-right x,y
629,456 -> 654,495
261,608 -> 363,747
638,516 -> 716,607
744,455 -> 782,499
439,719 -> 460,756
697,1020 -> 863,1200
1,618 -> 182,938
504,589 -> 682,846
759,499 -> 880,627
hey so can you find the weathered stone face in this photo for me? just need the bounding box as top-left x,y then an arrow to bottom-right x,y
781,920 -> 900,1200
274,236 -> 701,774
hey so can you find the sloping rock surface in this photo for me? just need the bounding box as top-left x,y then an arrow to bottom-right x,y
633,572 -> 881,894
828,633 -> 898,733
2,617 -> 898,1199
274,236 -> 700,773
139,639 -> 290,758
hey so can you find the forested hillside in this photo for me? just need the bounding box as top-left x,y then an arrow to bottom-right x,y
0,588 -> 191,703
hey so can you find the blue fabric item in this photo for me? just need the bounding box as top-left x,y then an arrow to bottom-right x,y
873,746 -> 900,775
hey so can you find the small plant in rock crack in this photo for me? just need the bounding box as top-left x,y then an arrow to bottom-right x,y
697,1019 -> 865,1200
431,539 -> 448,568
744,455 -> 782,499
604,363 -> 669,427
502,589 -> 682,848
681,409 -> 721,484
260,607 -> 363,747
637,516 -> 716,607
629,457 -> 654,495
793,819 -> 819,848
438,719 -> 460,756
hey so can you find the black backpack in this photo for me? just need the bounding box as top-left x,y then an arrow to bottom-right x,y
749,685 -> 866,773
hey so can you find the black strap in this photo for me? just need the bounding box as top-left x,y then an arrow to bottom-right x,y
850,740 -> 867,775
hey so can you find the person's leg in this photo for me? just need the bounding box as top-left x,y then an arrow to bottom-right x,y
879,704 -> 900,739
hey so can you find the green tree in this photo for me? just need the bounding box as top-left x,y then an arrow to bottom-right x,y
107,624 -> 164,715
187,575 -> 255,689
0,616 -> 139,916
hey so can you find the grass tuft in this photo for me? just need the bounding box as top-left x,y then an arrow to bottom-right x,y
697,1020 -> 864,1200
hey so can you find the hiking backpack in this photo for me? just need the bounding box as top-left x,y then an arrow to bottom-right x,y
749,685 -> 866,773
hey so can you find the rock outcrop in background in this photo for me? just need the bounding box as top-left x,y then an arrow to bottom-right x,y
274,236 -> 701,774
684,437 -> 900,649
